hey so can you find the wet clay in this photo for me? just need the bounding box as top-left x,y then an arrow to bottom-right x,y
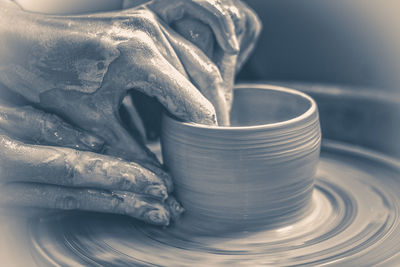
161,86 -> 321,233
26,141 -> 400,266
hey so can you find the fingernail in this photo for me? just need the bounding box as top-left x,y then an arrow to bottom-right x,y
146,184 -> 168,200
166,197 -> 185,220
145,209 -> 170,226
80,133 -> 105,151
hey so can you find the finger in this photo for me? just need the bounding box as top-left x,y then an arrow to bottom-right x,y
38,87 -> 163,170
89,106 -> 173,193
67,151 -> 168,200
234,0 -> 262,72
118,39 -> 217,125
163,17 -> 235,115
141,56 -> 218,125
161,24 -> 230,125
0,134 -> 168,199
171,18 -> 215,58
0,103 -> 104,152
147,0 -> 239,53
166,196 -> 185,221
213,49 -> 237,109
118,102 -> 174,193
0,182 -> 170,226
223,0 -> 247,37
135,160 -> 174,194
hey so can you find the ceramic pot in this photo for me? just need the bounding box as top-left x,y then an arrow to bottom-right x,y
161,84 -> 321,232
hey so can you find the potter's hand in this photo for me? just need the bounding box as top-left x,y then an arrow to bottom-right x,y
0,0 -> 260,224
147,0 -> 261,70
147,0 -> 262,119
0,2 -> 230,162
0,1 -> 232,224
0,97 -> 183,225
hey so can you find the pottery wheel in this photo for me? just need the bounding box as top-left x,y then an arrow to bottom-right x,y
20,140 -> 400,266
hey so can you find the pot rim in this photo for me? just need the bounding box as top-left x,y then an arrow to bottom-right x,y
164,83 -> 318,131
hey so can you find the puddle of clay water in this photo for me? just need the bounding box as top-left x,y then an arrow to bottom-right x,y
18,140 -> 400,266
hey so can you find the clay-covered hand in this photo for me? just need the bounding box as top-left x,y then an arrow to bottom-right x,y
0,0 -> 236,224
0,94 -> 184,225
147,0 -> 262,121
0,0 -> 260,224
147,0 -> 261,69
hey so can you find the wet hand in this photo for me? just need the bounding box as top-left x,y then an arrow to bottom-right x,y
0,0 -> 260,225
148,0 -> 262,124
0,2 -> 221,225
0,96 -> 184,225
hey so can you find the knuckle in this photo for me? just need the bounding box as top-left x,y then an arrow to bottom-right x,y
108,162 -> 137,190
84,157 -> 107,178
128,31 -> 159,60
133,164 -> 158,183
64,150 -> 80,185
124,8 -> 159,30
117,177 -> 135,191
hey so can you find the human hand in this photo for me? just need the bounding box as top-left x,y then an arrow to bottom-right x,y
0,94 -> 183,225
0,1 -> 229,225
0,0 -> 261,225
147,0 -> 262,123
0,1 -> 229,157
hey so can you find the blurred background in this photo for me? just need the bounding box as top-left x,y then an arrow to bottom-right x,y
239,0 -> 400,91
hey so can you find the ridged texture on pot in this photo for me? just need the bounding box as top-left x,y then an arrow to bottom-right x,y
161,85 -> 321,232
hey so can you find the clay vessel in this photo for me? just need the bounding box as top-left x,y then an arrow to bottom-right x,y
161,84 -> 321,233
